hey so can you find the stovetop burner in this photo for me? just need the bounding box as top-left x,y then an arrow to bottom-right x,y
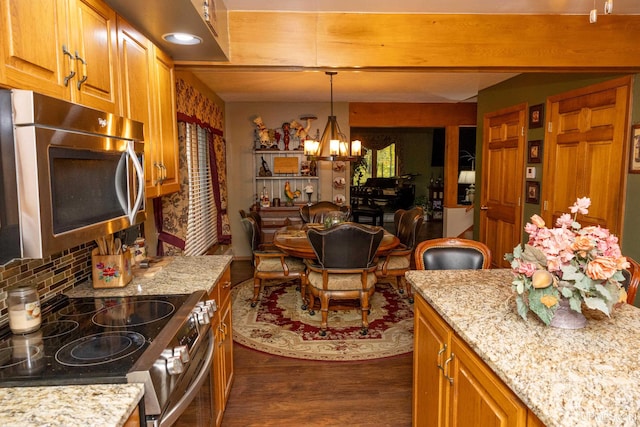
56,331 -> 146,367
92,300 -> 175,328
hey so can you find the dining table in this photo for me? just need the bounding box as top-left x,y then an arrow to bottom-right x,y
272,223 -> 400,259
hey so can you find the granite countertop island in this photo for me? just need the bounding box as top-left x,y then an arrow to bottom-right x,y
406,269 -> 640,427
1,255 -> 233,427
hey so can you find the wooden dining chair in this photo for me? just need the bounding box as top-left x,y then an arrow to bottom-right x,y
623,256 -> 640,306
241,217 -> 306,307
305,223 -> 384,336
376,207 -> 424,301
414,238 -> 492,270
299,201 -> 351,223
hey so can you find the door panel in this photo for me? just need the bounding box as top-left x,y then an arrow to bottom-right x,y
543,77 -> 630,234
479,105 -> 526,269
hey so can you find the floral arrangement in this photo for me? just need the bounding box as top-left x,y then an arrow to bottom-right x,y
505,197 -> 629,325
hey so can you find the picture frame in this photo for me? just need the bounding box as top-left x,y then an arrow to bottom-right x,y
630,124 -> 640,173
528,140 -> 542,163
529,104 -> 544,129
526,181 -> 540,204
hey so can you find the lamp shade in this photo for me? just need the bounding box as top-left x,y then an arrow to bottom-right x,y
458,170 -> 476,185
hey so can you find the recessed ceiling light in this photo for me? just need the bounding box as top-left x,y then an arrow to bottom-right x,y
162,32 -> 203,45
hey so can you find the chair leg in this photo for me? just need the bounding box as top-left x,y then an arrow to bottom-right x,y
250,276 -> 262,307
319,293 -> 330,336
360,292 -> 370,335
400,276 -> 413,303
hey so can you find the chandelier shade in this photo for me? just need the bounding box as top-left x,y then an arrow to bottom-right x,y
305,72 -> 362,162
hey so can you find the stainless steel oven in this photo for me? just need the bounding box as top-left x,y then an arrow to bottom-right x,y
0,290 -> 216,427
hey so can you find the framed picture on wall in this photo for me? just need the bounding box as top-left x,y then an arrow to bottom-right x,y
526,181 -> 540,204
630,124 -> 640,173
528,140 -> 542,163
529,104 -> 544,129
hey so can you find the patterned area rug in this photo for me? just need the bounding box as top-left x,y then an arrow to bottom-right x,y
231,278 -> 414,361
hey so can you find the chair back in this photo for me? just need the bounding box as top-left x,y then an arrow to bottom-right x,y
415,238 -> 491,270
300,201 -> 351,223
394,207 -> 424,249
240,217 -> 261,251
307,223 -> 384,269
622,256 -> 640,305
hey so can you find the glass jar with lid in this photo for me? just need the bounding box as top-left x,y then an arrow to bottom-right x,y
7,283 -> 41,334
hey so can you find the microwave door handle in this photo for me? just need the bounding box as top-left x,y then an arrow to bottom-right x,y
115,153 -> 129,215
126,140 -> 145,225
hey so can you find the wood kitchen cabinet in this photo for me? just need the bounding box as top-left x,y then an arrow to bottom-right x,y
210,265 -> 234,426
117,16 -> 179,199
413,294 -> 531,427
0,0 -> 119,113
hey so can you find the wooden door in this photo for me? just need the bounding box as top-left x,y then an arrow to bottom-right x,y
69,0 -> 118,113
0,0 -> 69,99
448,335 -> 527,427
542,77 -> 631,235
479,105 -> 526,269
413,294 -> 451,427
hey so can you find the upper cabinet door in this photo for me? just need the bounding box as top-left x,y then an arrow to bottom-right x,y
0,0 -> 69,99
0,0 -> 119,113
68,0 -> 118,112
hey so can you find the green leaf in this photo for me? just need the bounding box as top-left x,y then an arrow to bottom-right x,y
568,296 -> 583,313
595,283 -> 611,300
528,287 -> 558,326
611,270 -> 625,282
516,297 -> 529,321
521,245 -> 547,266
584,297 -> 610,316
560,287 -> 574,298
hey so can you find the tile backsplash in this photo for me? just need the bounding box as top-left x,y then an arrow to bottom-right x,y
0,242 -> 95,326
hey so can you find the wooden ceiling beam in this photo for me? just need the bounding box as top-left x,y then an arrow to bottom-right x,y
221,12 -> 640,70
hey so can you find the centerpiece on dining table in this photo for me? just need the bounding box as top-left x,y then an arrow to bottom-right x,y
505,197 -> 629,329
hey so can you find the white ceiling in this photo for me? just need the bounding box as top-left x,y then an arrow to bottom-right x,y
112,0 -> 640,104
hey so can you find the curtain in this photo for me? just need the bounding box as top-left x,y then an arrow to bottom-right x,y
156,78 -> 230,256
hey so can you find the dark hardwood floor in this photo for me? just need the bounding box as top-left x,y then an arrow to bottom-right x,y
223,259 -> 420,427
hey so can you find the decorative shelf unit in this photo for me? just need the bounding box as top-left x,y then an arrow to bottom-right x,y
254,150 -> 319,206
428,183 -> 444,221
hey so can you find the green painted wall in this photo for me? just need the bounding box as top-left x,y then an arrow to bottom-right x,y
475,73 -> 640,260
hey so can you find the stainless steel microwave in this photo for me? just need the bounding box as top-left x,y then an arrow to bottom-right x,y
1,90 -> 146,259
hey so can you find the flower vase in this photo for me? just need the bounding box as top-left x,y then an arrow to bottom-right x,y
549,298 -> 586,329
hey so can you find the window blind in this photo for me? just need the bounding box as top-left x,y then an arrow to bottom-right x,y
184,122 -> 218,255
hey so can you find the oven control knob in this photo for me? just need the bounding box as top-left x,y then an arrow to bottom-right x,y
205,299 -> 217,313
174,345 -> 190,363
194,309 -> 210,325
166,356 -> 184,375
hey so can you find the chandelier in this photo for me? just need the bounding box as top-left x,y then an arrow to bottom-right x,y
304,72 -> 362,162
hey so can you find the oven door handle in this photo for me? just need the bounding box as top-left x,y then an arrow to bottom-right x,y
159,329 -> 214,427
126,140 -> 144,225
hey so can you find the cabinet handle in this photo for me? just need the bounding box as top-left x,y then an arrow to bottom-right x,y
436,344 -> 447,371
223,281 -> 231,289
153,163 -> 163,185
62,45 -> 76,87
443,353 -> 455,385
75,52 -> 87,90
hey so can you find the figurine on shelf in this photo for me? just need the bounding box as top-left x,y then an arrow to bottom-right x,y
290,116 -> 316,150
304,181 -> 314,205
284,181 -> 301,206
274,129 -> 281,149
281,122 -> 291,151
267,128 -> 278,150
253,116 -> 270,150
258,156 -> 272,177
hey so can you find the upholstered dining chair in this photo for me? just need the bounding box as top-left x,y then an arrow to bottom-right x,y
622,256 -> 640,306
414,238 -> 492,271
241,217 -> 306,307
299,201 -> 351,224
376,207 -> 424,301
305,222 -> 384,336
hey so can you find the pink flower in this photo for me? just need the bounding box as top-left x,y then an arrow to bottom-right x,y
570,197 -> 591,215
555,213 -> 573,228
516,261 -> 538,277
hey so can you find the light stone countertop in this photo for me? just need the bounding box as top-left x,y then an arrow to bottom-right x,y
0,383 -> 144,427
67,255 -> 233,297
406,269 -> 640,427
1,255 -> 233,427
